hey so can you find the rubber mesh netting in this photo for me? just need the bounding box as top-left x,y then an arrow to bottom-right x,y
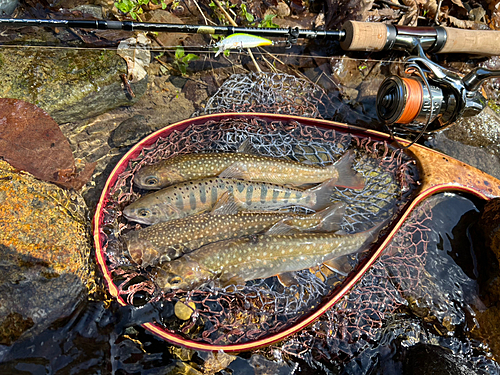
98,70 -> 422,347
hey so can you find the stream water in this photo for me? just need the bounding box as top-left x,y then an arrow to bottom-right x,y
1,5 -> 500,374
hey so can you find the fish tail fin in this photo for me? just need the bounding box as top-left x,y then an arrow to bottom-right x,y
306,177 -> 337,211
329,150 -> 365,190
357,218 -> 391,251
306,202 -> 346,232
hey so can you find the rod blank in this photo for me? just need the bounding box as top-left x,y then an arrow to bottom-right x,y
0,18 -> 345,40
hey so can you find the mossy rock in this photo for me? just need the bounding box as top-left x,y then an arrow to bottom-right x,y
0,48 -> 147,123
0,160 -> 92,345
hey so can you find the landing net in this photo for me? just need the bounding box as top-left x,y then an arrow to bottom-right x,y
98,114 -> 419,345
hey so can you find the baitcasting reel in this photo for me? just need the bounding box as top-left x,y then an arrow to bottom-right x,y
376,42 -> 500,146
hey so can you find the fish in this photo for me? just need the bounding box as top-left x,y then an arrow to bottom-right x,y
133,142 -> 364,190
155,221 -> 386,292
214,33 -> 273,57
122,193 -> 345,267
123,177 -> 339,225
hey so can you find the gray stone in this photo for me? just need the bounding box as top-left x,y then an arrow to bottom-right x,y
0,0 -> 18,15
109,114 -> 149,148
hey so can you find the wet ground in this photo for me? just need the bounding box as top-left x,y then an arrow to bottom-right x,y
1,0 -> 500,374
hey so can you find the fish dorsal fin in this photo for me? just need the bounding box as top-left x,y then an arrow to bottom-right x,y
265,219 -> 301,235
309,202 -> 346,232
277,272 -> 299,287
210,191 -> 242,215
236,138 -> 259,154
218,161 -> 250,180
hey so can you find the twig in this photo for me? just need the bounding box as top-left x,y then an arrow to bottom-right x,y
260,53 -> 278,73
193,0 -> 215,26
434,0 -> 443,25
212,0 -> 262,73
259,47 -> 286,67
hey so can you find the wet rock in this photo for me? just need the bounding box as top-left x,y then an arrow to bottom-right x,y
0,160 -> 92,345
109,115 -> 149,148
427,107 -> 500,181
0,0 -> 18,15
470,198 -> 500,360
401,344 -> 479,375
71,4 -> 104,18
182,79 -> 209,111
60,76 -> 194,209
170,75 -> 188,89
0,48 -> 147,124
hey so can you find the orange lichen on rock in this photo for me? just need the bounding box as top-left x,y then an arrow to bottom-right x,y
0,160 -> 90,278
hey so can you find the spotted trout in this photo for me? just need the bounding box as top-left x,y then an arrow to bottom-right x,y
155,221 -> 385,291
134,143 -> 364,190
123,195 -> 344,266
123,177 -> 340,225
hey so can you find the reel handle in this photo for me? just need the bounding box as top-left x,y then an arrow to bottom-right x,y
341,21 -> 500,55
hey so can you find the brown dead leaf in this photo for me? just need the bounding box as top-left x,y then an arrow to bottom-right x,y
117,34 -> 151,83
0,99 -> 95,190
450,0 -> 465,8
445,14 -> 479,28
420,0 -> 438,19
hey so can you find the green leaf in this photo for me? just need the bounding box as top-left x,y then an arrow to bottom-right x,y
224,49 -> 230,57
175,47 -> 185,60
259,14 -> 278,28
115,1 -> 135,13
183,54 -> 199,63
246,13 -> 254,22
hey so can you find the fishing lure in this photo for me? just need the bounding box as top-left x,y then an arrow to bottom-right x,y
214,33 -> 273,57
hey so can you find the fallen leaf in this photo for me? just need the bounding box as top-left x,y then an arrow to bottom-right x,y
450,0 -> 465,8
117,33 -> 151,83
445,14 -> 478,28
0,99 -> 95,190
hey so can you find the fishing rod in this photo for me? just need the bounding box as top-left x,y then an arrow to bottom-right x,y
2,17 -> 500,140
2,18 -> 500,55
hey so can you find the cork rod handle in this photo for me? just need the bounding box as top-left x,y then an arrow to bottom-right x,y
340,21 -> 388,52
341,21 -> 500,55
440,27 -> 500,55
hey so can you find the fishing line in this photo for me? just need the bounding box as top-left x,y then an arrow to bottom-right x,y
0,43 -> 407,64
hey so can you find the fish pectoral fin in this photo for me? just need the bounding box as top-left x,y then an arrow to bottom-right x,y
236,138 -> 259,155
301,159 -> 314,165
220,273 -> 246,287
218,162 -> 250,180
303,202 -> 346,233
321,257 -> 353,277
277,272 -> 300,287
210,191 -> 243,215
265,219 -> 301,235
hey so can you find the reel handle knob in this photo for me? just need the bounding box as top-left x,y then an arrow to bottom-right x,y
463,68 -> 500,92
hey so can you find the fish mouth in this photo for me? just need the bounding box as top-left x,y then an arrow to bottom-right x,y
122,209 -> 152,225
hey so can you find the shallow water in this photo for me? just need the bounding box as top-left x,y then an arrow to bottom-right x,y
1,14 -> 500,374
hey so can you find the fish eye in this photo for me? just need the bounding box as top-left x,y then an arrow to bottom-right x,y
145,176 -> 159,185
138,209 -> 150,217
169,276 -> 183,285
